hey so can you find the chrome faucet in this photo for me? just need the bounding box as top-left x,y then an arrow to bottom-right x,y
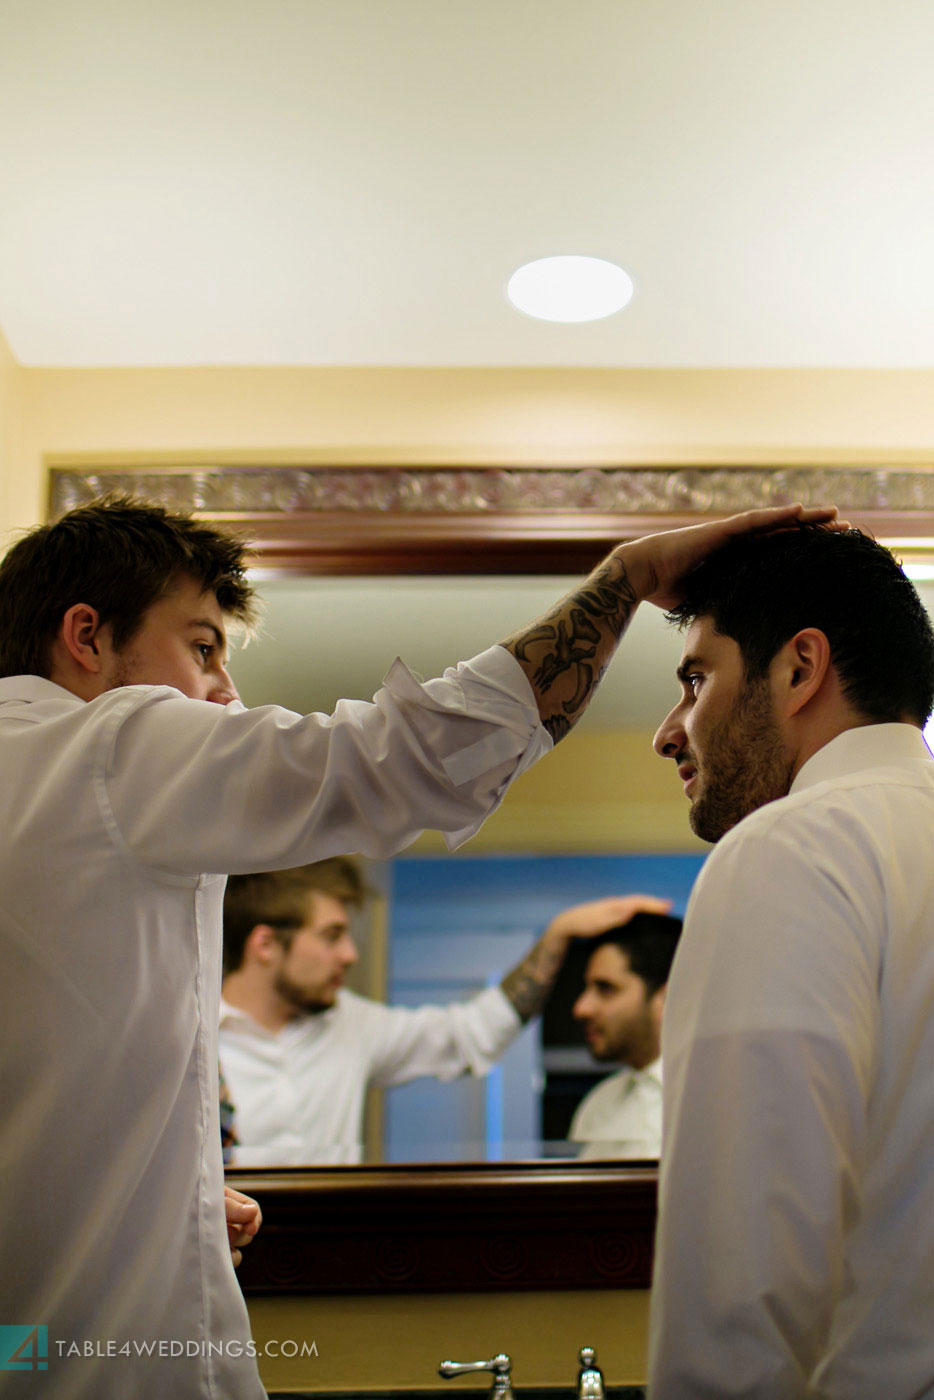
577,1345 -> 605,1400
439,1353 -> 513,1400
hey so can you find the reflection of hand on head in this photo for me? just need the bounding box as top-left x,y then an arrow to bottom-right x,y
545,894 -> 673,950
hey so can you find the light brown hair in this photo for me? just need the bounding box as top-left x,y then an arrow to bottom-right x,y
223,859 -> 367,974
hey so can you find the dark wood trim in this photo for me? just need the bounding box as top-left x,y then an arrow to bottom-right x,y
241,508 -> 934,577
237,510 -> 644,576
226,1162 -> 658,1295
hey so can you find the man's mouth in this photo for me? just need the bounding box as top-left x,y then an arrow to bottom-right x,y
677,761 -> 697,796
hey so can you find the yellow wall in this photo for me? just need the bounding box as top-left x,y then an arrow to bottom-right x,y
6,360 -> 934,541
246,1289 -> 650,1394
411,728 -> 704,854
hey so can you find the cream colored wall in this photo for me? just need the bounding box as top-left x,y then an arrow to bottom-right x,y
246,1289 -> 650,1394
7,362 -> 934,541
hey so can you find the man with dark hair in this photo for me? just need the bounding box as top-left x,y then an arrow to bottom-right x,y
648,526 -> 934,1399
569,911 -> 681,1159
219,860 -> 667,1164
0,493 -> 833,1398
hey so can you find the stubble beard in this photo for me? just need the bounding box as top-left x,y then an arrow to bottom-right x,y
273,969 -> 335,1016
589,1006 -> 658,1068
689,677 -> 795,844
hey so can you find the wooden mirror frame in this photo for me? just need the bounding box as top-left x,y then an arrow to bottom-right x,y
48,461 -> 934,1294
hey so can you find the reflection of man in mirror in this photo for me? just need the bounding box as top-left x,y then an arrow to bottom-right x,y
0,492 -> 836,1400
568,911 -> 681,1160
219,859 -> 669,1164
648,527 -> 934,1400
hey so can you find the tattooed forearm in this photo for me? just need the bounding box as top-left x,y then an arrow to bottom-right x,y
501,550 -> 638,743
500,934 -> 570,1022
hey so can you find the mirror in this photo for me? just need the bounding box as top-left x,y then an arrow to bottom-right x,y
225,573 -> 706,1164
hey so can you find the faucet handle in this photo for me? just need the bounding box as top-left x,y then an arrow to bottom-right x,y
439,1353 -> 512,1400
577,1346 -> 605,1400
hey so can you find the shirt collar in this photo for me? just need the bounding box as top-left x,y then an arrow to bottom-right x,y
0,675 -> 84,706
791,722 -> 931,796
218,995 -> 339,1036
219,997 -> 279,1035
219,997 -> 251,1030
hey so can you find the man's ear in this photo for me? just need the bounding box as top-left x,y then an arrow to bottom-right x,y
58,604 -> 106,674
246,924 -> 282,966
775,628 -> 832,718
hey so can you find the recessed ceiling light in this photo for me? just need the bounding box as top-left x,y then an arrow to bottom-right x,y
507,255 -> 635,323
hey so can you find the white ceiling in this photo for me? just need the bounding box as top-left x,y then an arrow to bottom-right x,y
2,0 -> 933,368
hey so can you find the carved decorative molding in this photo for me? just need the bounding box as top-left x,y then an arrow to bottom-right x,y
226,1162 -> 658,1296
48,463 -> 934,575
48,462 -> 934,520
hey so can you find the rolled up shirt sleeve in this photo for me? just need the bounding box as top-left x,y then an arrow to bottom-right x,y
364,984 -> 522,1088
99,644 -> 551,874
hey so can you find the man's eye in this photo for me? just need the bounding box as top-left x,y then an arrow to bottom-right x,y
685,673 -> 703,696
195,643 -> 213,662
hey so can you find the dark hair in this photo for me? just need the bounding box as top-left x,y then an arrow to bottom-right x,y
593,911 -> 683,996
223,858 -> 367,975
667,526 -> 934,726
0,495 -> 257,679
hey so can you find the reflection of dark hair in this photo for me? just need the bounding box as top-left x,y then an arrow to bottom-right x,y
223,858 -> 367,975
593,912 -> 683,996
667,526 -> 934,726
0,495 -> 257,679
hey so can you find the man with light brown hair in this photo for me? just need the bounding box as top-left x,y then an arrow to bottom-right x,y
220,859 -> 666,1163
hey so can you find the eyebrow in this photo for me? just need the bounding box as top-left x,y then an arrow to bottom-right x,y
187,618 -> 229,663
676,653 -> 704,683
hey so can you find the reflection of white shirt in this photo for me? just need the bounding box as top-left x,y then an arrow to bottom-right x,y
0,647 -> 547,1400
568,1058 -> 662,1159
650,724 -> 934,1400
220,985 -> 521,1165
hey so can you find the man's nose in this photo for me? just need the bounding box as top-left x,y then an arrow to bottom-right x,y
653,705 -> 686,758
572,991 -> 591,1021
340,936 -> 359,967
208,667 -> 241,706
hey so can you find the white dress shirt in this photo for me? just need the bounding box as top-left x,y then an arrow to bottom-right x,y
568,1058 -> 662,1160
649,724 -> 934,1400
0,646 -> 548,1400
220,984 -> 521,1165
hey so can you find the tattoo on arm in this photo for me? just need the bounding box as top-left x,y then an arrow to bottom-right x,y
502,553 -> 637,744
500,935 -> 568,1023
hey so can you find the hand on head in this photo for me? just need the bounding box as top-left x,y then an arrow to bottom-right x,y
624,503 -> 847,612
545,894 -> 673,947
